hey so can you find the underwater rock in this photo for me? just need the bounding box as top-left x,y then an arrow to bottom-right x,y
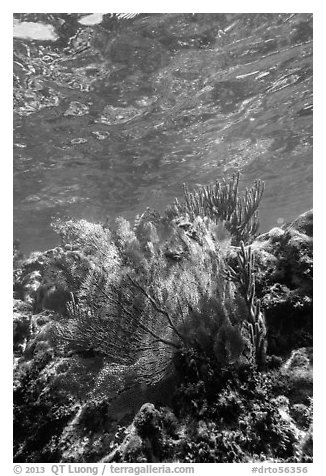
14,269 -> 42,304
13,299 -> 33,355
282,347 -> 313,372
289,209 -> 313,237
299,425 -> 313,460
14,245 -> 85,315
13,297 -> 58,359
33,283 -> 72,315
248,210 -> 313,355
101,425 -> 144,463
291,403 -> 311,430
14,248 -> 64,301
225,209 -> 313,355
272,346 -> 313,412
101,404 -> 181,463
278,347 -> 313,459
254,209 -> 313,288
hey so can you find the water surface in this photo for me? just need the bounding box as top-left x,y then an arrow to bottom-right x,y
13,13 -> 313,253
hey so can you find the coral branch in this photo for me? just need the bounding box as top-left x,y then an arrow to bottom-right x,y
225,241 -> 267,366
170,173 -> 264,244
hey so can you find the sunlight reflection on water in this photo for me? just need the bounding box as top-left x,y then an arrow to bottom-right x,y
13,13 -> 313,253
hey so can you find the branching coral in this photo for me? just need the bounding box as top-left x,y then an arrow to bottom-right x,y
169,172 -> 264,244
225,241 -> 267,367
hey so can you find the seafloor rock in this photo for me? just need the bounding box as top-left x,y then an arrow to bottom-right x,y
13,297 -> 56,360
101,404 -> 181,463
14,269 -> 43,304
299,425 -> 313,460
278,347 -> 313,408
101,346 -> 313,464
278,347 -> 313,460
248,209 -> 313,355
13,248 -> 63,303
33,283 -> 71,315
13,246 -> 82,315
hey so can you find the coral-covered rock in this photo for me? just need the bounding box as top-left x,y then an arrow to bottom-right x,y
15,270 -> 42,304
33,283 -> 71,315
13,246 -> 87,315
249,210 -> 313,355
299,424 -> 313,460
105,403 -> 162,462
101,423 -> 144,463
101,404 -> 182,463
14,248 -> 62,303
13,297 -> 59,359
270,347 -> 313,413
13,300 -> 33,355
290,210 -> 313,237
291,403 -> 311,430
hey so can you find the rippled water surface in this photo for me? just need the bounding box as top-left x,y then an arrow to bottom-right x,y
13,13 -> 313,253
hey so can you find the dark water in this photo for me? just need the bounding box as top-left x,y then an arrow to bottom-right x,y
13,13 -> 313,253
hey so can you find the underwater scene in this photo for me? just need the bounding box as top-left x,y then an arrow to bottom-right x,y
13,13 -> 313,466
13,13 -> 312,253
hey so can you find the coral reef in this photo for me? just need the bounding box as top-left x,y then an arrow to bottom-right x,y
13,178 -> 313,463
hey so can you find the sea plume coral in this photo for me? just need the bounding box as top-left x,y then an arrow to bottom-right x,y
225,241 -> 267,367
169,172 -> 264,244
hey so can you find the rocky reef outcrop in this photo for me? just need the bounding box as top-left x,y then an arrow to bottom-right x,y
100,347 -> 313,463
225,209 -> 313,356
